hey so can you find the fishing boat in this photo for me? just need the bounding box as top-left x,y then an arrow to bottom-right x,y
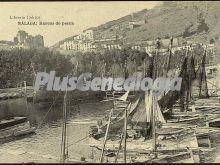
88,90 -> 200,163
0,116 -> 36,143
132,151 -> 195,163
88,39 -> 208,163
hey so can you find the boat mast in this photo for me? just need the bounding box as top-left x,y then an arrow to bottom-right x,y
100,108 -> 113,163
152,96 -> 157,156
143,58 -> 146,77
152,38 -> 159,157
123,103 -> 128,163
166,36 -> 173,74
164,37 -> 174,110
60,89 -> 68,163
114,132 -> 124,163
184,47 -> 190,112
180,47 -> 189,112
199,47 -> 208,98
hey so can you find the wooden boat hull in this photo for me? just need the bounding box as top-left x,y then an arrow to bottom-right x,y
0,117 -> 36,144
135,152 -> 195,163
13,127 -> 36,137
88,133 -> 199,151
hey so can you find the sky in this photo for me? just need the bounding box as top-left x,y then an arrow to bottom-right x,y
0,1 -> 160,47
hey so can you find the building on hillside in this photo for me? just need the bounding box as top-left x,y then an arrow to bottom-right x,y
60,29 -> 95,51
61,40 -> 96,52
82,29 -> 94,40
129,20 -> 147,30
161,38 -> 179,47
95,33 -> 119,42
131,45 -> 142,51
70,29 -> 95,41
203,44 -> 215,52
106,44 -> 122,50
73,35 -> 82,40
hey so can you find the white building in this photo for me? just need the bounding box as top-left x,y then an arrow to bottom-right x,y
82,29 -> 94,40
61,40 -> 96,52
106,44 -> 122,50
131,45 -> 141,51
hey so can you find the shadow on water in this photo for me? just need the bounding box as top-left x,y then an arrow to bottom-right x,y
0,97 -> 113,162
0,97 -> 113,127
0,98 -> 63,126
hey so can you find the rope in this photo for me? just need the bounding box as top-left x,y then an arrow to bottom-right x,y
207,80 -> 220,91
37,92 -> 62,129
66,135 -> 89,148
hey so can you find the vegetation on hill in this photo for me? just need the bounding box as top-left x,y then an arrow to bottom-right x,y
93,1 -> 220,45
52,1 -> 220,54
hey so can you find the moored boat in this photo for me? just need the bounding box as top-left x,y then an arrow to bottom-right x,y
0,116 -> 36,143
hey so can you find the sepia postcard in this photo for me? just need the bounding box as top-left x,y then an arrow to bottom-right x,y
0,1 -> 220,163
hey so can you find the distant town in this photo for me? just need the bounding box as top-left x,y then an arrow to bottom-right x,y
0,28 -> 215,57
58,28 -> 215,55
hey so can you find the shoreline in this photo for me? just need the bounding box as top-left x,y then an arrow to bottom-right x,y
0,87 -> 33,101
0,87 -> 105,102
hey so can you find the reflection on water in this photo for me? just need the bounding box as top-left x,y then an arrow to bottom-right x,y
0,98 -> 112,163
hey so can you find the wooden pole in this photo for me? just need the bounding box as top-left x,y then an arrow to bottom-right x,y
199,48 -> 208,98
166,36 -> 173,74
180,48 -> 189,112
143,59 -> 146,78
153,96 -> 158,157
123,103 -> 128,163
114,132 -> 124,163
75,61 -> 78,76
100,108 -> 113,163
115,103 -> 131,163
151,96 -> 156,153
60,88 -> 68,163
154,50 -> 158,79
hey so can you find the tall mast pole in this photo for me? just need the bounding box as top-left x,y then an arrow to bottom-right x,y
123,104 -> 128,163
152,39 -> 159,157
185,47 -> 190,112
153,96 -> 157,157
100,108 -> 113,163
166,36 -> 173,74
180,47 -> 189,112
143,59 -> 146,78
60,87 -> 68,163
163,36 -> 174,109
90,60 -> 93,78
199,47 -> 208,98
76,61 -> 78,77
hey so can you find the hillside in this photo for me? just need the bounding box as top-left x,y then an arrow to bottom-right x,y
52,1 -> 220,51
94,1 -> 220,44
